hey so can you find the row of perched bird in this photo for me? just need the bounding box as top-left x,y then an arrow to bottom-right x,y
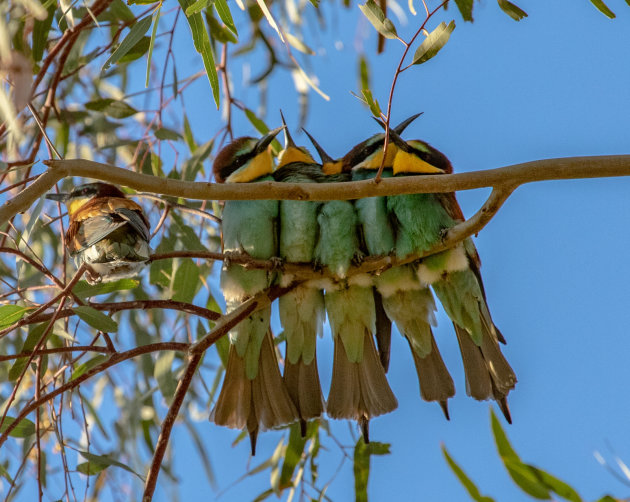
210,113 -> 517,454
45,113 -> 516,456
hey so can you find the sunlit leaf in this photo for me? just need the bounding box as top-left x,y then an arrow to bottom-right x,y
255,0 -> 285,42
454,0 -> 474,21
285,32 -> 314,55
354,439 -> 390,502
497,0 -> 528,20
118,36 -> 151,63
0,417 -> 36,438
358,0 -> 398,39
185,0 -> 208,16
530,466 -> 582,502
214,0 -> 237,35
206,13 -> 238,44
179,0 -> 220,107
442,445 -> 495,502
279,423 -> 307,488
359,55 -> 370,91
73,306 -> 118,332
589,0 -> 615,18
412,21 -> 456,65
102,15 -> 153,72
145,3 -> 161,87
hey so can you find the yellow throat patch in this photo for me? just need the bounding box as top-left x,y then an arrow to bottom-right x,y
226,150 -> 273,183
393,150 -> 445,175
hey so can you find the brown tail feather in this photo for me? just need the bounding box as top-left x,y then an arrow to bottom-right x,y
211,345 -> 252,430
373,288 -> 392,372
408,334 -> 455,405
327,330 -> 397,421
454,324 -> 493,400
283,352 -> 325,425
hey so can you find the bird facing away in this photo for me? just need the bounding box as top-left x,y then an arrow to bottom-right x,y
210,128 -> 298,454
272,116 -> 326,436
388,130 -> 517,422
46,182 -> 151,285
335,115 -> 456,418
306,132 -> 398,443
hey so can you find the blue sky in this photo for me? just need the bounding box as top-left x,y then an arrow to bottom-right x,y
141,1 -> 630,500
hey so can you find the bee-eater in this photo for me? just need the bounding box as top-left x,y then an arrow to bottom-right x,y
318,117 -> 456,417
271,117 -> 326,435
388,131 -> 517,421
46,182 -> 151,285
305,133 -> 398,442
210,128 -> 298,454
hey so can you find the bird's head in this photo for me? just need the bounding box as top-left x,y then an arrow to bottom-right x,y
390,135 -> 451,176
341,113 -> 423,172
302,129 -> 343,175
276,111 -> 315,168
46,182 -> 126,217
212,126 -> 284,183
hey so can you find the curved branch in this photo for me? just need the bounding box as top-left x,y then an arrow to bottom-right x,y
1,156 -> 627,223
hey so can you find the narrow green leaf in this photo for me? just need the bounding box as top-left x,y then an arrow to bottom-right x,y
497,0 -> 528,20
255,0 -> 284,42
279,423 -> 307,488
504,460 -> 551,499
77,461 -> 108,476
109,0 -> 136,22
354,438 -> 370,502
178,0 -> 220,107
155,127 -> 182,141
244,109 -> 282,154
72,279 -> 139,299
183,114 -> 196,152
412,20 -> 456,65
0,305 -> 34,328
214,0 -> 237,35
597,497 -> 619,502
85,99 -> 138,119
102,15 -> 153,72
172,258 -> 200,303
454,0 -> 474,21
442,446 -> 495,502
0,463 -> 14,483
530,466 -> 582,502
9,322 -> 47,381
78,451 -> 144,479
70,355 -> 108,381
0,416 -> 36,438
32,1 -> 56,62
118,36 -> 151,63
185,0 -> 208,16
589,0 -> 615,18
359,55 -> 370,90
358,0 -> 398,39
73,306 -> 118,332
154,351 -> 177,401
361,89 -> 381,117
490,409 -> 520,462
145,3 -> 161,87
206,13 -> 238,44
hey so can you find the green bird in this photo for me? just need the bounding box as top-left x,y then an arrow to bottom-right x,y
310,117 -> 456,418
306,133 -> 398,442
210,128 -> 298,454
271,117 -> 326,436
387,130 -> 517,422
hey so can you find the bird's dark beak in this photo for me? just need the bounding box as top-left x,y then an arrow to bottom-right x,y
302,128 -> 334,164
387,128 -> 410,151
45,192 -> 68,202
393,112 -> 423,134
255,126 -> 285,154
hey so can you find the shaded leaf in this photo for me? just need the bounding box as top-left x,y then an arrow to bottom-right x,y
85,98 -> 138,119
0,417 -> 36,438
589,0 -> 615,18
72,279 -> 139,299
358,0 -> 398,39
70,355 -> 108,382
354,439 -> 390,502
530,466 -> 582,502
102,15 -> 153,72
442,445 -> 495,502
32,1 -> 56,62
172,258 -> 200,303
490,408 -> 520,462
454,0 -> 474,21
118,36 -> 151,63
145,3 -> 161,87
73,306 -> 118,332
497,0 -> 528,21
155,127 -> 182,141
0,305 -> 34,328
279,423 -> 307,488
179,0 -> 220,107
206,13 -> 238,44
359,55 -> 370,91
412,21 -> 456,65
154,351 -> 177,401
77,451 -> 144,479
9,322 -> 47,381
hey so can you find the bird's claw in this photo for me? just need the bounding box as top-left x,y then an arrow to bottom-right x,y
269,256 -> 284,271
352,251 -> 365,267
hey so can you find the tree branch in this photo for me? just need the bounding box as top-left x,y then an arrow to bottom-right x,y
1,156 -> 628,223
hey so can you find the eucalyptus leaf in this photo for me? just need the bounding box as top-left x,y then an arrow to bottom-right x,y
412,21 -> 456,65
102,15 -> 153,72
589,0 -> 615,18
358,0 -> 398,40
73,306 -> 118,332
